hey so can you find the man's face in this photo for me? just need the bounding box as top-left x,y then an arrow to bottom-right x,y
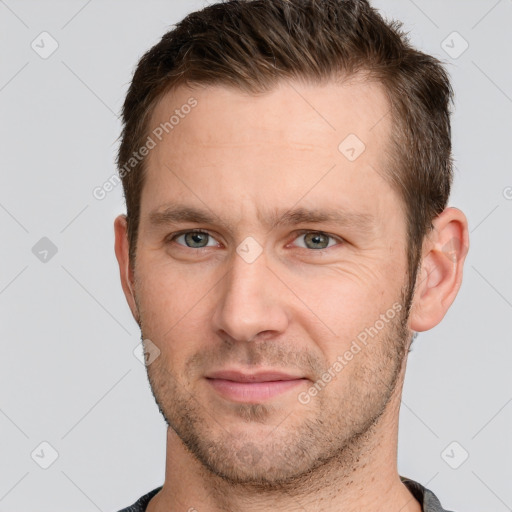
131,78 -> 414,485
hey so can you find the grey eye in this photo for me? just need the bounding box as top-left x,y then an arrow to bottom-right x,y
174,231 -> 218,248
294,232 -> 337,250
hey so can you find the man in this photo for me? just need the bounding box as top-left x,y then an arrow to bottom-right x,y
113,0 -> 468,510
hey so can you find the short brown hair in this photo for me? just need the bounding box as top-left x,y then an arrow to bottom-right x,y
117,0 -> 454,304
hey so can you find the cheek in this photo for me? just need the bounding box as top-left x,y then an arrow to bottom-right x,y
285,264 -> 403,354
135,258 -> 216,341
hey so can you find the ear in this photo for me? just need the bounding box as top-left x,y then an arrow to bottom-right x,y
114,214 -> 140,325
408,207 -> 469,332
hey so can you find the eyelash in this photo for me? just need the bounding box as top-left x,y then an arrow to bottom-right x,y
166,229 -> 343,251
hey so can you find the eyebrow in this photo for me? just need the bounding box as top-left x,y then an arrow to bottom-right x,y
148,205 -> 374,234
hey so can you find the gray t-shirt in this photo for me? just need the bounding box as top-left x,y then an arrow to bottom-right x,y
116,476 -> 455,511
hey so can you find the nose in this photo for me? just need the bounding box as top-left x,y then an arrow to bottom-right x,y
211,248 -> 289,343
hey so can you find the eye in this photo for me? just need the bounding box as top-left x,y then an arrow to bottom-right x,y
291,231 -> 341,250
168,230 -> 219,249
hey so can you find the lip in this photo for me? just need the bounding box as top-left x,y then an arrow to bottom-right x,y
206,370 -> 304,382
205,370 -> 308,402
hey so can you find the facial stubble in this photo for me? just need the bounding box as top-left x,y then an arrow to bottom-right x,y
136,279 -> 413,492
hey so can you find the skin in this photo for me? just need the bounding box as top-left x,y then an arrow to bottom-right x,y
114,77 -> 469,512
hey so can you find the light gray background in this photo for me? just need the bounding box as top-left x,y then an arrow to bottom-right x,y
1,0 -> 511,510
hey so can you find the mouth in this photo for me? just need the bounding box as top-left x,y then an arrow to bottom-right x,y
205,370 -> 309,402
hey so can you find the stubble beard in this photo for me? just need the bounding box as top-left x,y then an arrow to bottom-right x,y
138,283 -> 413,492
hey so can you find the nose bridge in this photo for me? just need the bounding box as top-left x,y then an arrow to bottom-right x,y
212,248 -> 288,343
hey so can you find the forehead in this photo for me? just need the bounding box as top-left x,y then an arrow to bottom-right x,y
141,78 -> 400,227
149,76 -> 390,151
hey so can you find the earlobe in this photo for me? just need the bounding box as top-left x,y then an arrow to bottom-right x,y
408,207 -> 469,332
114,214 -> 140,325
